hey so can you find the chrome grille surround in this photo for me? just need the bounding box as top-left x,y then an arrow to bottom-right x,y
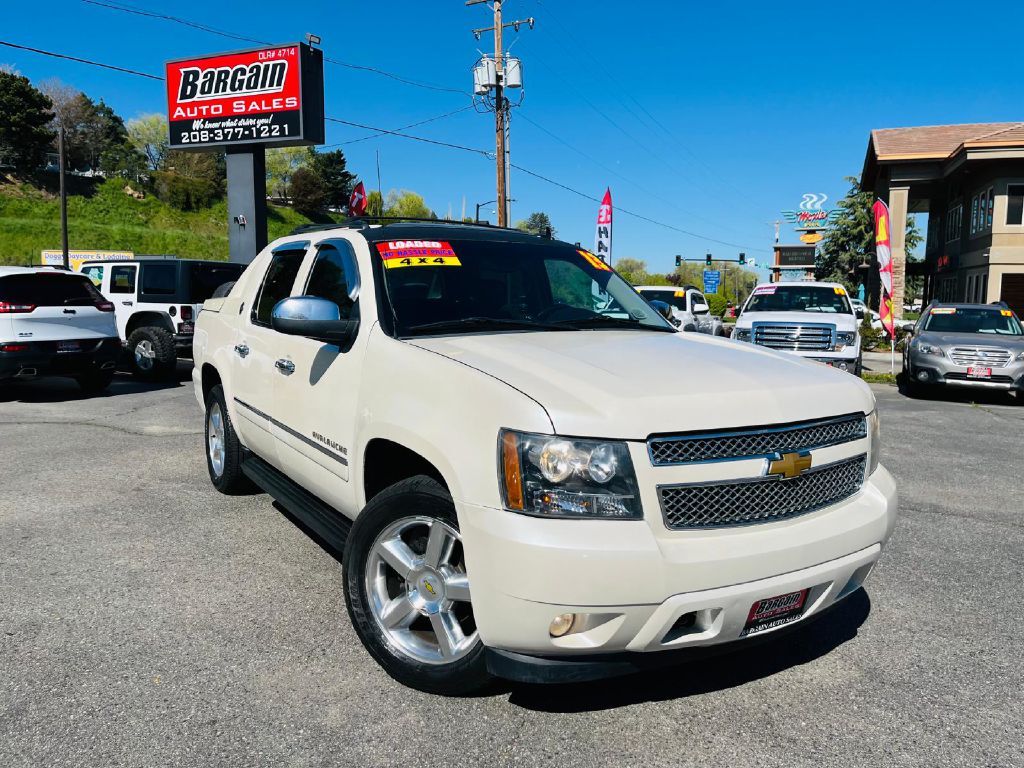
658,455 -> 867,530
948,346 -> 1013,368
752,322 -> 835,351
648,413 -> 867,466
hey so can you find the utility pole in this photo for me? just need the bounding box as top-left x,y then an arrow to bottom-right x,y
58,126 -> 69,270
468,0 -> 532,228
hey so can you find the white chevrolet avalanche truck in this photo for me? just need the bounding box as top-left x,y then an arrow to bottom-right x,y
192,222 -> 897,695
733,281 -> 863,374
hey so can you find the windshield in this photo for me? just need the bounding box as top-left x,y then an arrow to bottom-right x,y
374,238 -> 674,336
921,307 -> 1023,335
743,285 -> 852,314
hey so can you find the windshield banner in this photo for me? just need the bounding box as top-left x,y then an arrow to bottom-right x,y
594,187 -> 612,264
872,199 -> 895,338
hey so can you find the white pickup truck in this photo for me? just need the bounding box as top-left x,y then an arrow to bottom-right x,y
733,281 -> 863,374
192,222 -> 897,694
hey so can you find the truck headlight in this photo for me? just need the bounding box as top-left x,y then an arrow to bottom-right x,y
499,430 -> 642,519
834,331 -> 857,351
734,328 -> 751,342
867,409 -> 881,476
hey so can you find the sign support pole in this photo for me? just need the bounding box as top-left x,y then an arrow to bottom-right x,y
226,146 -> 268,265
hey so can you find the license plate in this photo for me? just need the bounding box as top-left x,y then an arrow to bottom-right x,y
967,366 -> 991,378
178,322 -> 194,335
57,341 -> 80,353
742,588 -> 809,636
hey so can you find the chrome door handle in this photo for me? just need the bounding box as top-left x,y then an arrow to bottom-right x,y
275,359 -> 295,375
121,300 -> 133,306
234,344 -> 250,358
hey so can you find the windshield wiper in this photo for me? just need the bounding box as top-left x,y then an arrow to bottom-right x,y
404,317 -> 570,335
554,315 -> 676,332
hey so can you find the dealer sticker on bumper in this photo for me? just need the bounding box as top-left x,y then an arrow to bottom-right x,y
741,588 -> 810,636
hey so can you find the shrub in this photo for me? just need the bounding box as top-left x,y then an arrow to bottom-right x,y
151,171 -> 221,211
707,292 -> 729,317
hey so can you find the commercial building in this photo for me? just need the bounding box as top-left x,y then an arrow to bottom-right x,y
861,122 -> 1024,317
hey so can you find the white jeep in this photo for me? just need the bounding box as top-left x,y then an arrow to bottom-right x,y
192,223 -> 897,694
733,281 -> 863,374
79,258 -> 244,379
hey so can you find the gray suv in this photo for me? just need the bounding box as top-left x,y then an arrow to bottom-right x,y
903,303 -> 1024,397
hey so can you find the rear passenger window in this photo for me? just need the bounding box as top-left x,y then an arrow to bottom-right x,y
252,249 -> 306,326
304,242 -> 359,320
140,263 -> 177,296
110,266 -> 136,294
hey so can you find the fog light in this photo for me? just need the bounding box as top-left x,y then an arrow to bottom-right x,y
917,370 -> 930,382
548,613 -> 576,637
838,362 -> 850,371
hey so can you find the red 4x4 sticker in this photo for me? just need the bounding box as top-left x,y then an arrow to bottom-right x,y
376,240 -> 461,269
577,249 -> 611,271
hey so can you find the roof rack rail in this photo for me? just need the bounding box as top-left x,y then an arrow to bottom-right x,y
288,216 -> 530,237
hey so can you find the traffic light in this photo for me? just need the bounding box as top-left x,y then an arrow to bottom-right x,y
674,255 -> 681,267
739,252 -> 746,265
705,253 -> 712,267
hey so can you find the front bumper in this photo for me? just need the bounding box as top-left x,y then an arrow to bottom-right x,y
0,337 -> 121,381
908,353 -> 1024,391
458,465 -> 897,661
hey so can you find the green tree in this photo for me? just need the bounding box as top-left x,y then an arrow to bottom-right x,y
306,147 -> 356,211
0,71 -> 54,172
266,146 -> 308,200
39,81 -> 129,172
290,167 -> 328,216
127,114 -> 169,171
154,150 -> 223,210
818,176 -> 922,293
384,189 -> 433,219
613,257 -> 648,284
515,211 -> 556,237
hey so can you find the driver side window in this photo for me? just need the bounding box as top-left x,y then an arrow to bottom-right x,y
303,241 -> 359,320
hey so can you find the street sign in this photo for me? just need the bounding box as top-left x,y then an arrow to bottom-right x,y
703,269 -> 721,294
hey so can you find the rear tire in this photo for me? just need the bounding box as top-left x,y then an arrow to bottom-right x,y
76,369 -> 114,394
205,384 -> 256,495
127,326 -> 176,380
343,476 -> 490,696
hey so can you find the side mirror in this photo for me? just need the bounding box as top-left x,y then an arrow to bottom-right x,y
692,302 -> 710,314
855,308 -> 865,320
902,323 -> 915,336
271,296 -> 358,344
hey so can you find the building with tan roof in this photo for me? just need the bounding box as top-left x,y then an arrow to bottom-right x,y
861,122 -> 1024,317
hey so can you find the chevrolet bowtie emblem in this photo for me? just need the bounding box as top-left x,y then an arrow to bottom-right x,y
767,451 -> 813,479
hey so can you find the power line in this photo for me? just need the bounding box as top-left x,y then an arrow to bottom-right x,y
3,37 -> 764,252
327,105 -> 476,148
0,40 -> 162,80
81,0 -> 471,96
510,163 -> 766,252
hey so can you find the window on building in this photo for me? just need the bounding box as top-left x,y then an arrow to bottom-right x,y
981,273 -> 988,303
1007,184 -> 1024,225
987,187 -> 995,229
970,195 -> 979,235
946,203 -> 962,242
966,275 -> 974,303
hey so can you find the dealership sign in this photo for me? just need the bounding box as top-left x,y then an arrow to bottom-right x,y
782,193 -> 839,232
165,43 -> 324,150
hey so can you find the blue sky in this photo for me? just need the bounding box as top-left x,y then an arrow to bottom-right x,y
2,0 -> 1021,277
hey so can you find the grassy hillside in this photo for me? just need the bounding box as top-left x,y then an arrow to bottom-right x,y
0,177 -> 337,266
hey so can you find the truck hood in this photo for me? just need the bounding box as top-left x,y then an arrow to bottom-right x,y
736,311 -> 858,332
918,330 -> 1024,350
409,331 -> 873,438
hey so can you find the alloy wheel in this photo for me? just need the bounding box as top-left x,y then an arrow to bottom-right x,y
207,402 -> 226,478
365,516 -> 476,665
134,340 -> 155,371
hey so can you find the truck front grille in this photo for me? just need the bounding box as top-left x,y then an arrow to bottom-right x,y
948,346 -> 1012,368
753,323 -> 834,351
658,455 -> 866,530
648,414 -> 867,465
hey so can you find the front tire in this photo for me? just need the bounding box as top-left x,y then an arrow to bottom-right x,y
204,384 -> 255,494
343,476 -> 490,696
127,326 -> 176,380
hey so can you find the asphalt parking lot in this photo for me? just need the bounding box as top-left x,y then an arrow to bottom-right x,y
2,371 -> 1023,767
